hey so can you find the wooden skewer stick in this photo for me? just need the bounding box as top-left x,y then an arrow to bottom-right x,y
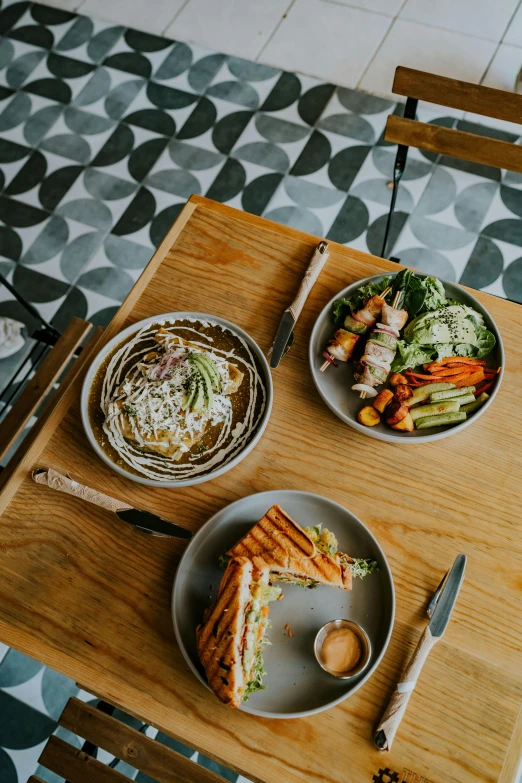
319,285 -> 393,373
360,289 -> 402,399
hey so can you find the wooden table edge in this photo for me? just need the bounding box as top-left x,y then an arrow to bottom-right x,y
0,195 -> 520,783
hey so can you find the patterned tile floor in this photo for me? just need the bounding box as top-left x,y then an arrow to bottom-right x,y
1,1 -> 522,781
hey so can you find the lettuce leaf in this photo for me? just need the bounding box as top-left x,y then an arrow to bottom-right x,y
391,341 -> 435,372
332,276 -> 392,325
474,326 -> 496,358
419,277 -> 446,312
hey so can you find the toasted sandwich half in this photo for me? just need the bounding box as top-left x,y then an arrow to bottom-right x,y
196,556 -> 281,709
227,505 -> 354,591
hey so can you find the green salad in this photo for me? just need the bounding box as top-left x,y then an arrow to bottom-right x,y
332,271 -> 496,372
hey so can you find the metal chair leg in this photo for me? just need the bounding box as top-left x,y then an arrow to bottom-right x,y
380,97 -> 418,259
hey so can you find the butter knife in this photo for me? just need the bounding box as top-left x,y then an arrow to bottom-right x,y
270,240 -> 329,368
375,553 -> 466,750
32,468 -> 192,539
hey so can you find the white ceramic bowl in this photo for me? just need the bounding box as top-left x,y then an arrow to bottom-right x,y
81,312 -> 273,487
309,274 -> 504,443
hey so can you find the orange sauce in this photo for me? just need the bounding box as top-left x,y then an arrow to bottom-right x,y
321,627 -> 362,673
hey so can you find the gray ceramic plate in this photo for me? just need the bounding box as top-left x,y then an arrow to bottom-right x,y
171,490 -> 394,718
309,274 -> 504,443
80,312 -> 272,487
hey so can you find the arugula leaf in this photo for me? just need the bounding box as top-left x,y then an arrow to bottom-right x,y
332,276 -> 392,325
218,554 -> 230,570
349,558 -> 379,579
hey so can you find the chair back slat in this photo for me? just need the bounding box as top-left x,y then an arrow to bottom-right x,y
39,735 -> 129,782
384,115 -> 522,174
27,777 -> 46,783
0,317 -> 93,463
393,66 -> 522,124
58,698 -> 227,783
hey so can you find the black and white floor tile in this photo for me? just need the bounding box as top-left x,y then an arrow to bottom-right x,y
1,1 -> 522,780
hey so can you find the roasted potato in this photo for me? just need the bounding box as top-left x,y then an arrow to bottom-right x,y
389,372 -> 408,387
385,400 -> 409,425
373,388 -> 394,413
393,384 -> 413,402
357,406 -> 381,427
391,412 -> 414,431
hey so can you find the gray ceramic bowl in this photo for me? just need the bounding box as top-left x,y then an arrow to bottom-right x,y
172,490 -> 394,718
309,274 -> 504,443
80,312 -> 273,487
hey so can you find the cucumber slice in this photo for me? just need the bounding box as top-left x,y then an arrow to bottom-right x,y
461,392 -> 489,414
415,411 -> 466,429
443,394 -> 475,407
405,382 -> 456,407
430,386 -> 475,401
410,400 -> 460,421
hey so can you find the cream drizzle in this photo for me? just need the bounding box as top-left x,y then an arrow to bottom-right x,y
100,318 -> 266,481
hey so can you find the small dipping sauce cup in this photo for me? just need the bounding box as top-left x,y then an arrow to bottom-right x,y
314,619 -> 371,679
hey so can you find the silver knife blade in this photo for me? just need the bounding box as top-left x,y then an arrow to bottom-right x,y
429,553 -> 466,637
270,310 -> 295,368
116,508 -> 192,539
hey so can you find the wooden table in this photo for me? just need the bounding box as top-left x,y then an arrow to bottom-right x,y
1,195 -> 521,783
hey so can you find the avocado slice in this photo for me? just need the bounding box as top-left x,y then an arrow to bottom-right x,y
195,353 -> 222,391
191,356 -> 213,410
190,355 -> 215,409
182,375 -> 196,410
191,377 -> 206,413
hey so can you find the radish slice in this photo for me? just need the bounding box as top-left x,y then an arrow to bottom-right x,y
362,355 -> 391,373
375,323 -> 399,337
351,383 -> 377,397
322,350 -> 338,368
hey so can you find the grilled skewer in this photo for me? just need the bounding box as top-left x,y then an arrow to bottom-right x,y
319,286 -> 391,372
355,290 -> 408,399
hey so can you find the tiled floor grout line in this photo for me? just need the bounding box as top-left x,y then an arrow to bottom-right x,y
355,15 -> 398,93
160,0 -> 194,37
319,0 -> 395,21
476,0 -> 522,89
255,0 -> 298,62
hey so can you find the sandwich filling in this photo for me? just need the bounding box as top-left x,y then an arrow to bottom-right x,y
242,582 -> 281,699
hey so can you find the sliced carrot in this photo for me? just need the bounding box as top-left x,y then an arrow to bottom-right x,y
442,357 -> 486,366
454,369 -> 485,388
261,606 -> 269,617
432,366 -> 475,377
474,379 -> 495,396
406,370 -> 440,381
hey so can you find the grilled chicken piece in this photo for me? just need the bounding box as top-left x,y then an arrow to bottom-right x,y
363,341 -> 395,366
325,329 -> 359,362
353,295 -> 386,327
381,302 -> 408,331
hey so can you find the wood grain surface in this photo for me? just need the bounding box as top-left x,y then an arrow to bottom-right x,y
59,698 -> 226,783
385,115 -> 522,174
0,196 -> 521,783
392,66 -> 522,123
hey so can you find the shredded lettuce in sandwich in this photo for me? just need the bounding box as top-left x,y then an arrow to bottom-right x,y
243,635 -> 270,700
305,524 -> 378,578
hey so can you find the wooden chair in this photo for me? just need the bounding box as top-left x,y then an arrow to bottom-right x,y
381,66 -> 522,259
27,697 -> 227,783
0,316 -> 96,463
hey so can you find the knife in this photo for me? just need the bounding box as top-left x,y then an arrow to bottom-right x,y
32,468 -> 192,540
270,240 -> 329,368
374,553 -> 467,750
